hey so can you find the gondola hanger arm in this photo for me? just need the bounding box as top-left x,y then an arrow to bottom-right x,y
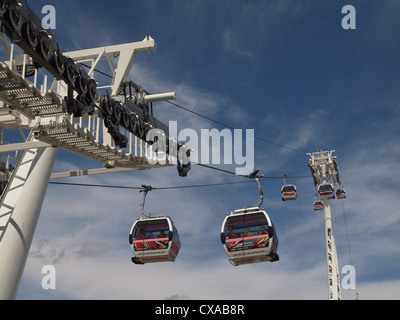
139,185 -> 154,218
247,169 -> 264,208
254,177 -> 264,208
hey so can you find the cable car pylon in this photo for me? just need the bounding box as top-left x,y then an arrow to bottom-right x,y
308,150 -> 342,300
0,134 -> 57,300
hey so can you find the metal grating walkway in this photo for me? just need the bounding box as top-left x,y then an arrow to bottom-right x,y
0,60 -> 169,170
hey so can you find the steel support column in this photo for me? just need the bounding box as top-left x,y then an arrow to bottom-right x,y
0,142 -> 58,299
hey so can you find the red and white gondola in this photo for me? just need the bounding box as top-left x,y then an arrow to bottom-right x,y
281,184 -> 297,201
129,216 -> 181,265
318,183 -> 335,200
314,200 -> 324,211
221,206 -> 279,266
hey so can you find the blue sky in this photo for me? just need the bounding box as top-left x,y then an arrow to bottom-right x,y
6,0 -> 399,299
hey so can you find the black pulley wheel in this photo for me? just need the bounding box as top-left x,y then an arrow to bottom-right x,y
86,79 -> 97,102
50,49 -> 65,74
121,112 -> 130,129
104,115 -> 118,129
22,21 -> 39,48
5,6 -> 23,32
37,34 -> 53,61
103,96 -> 114,116
99,95 -> 114,116
76,75 -> 88,95
129,114 -> 139,134
77,94 -> 88,106
113,101 -> 123,123
99,95 -> 108,115
0,1 -> 7,15
136,118 -> 145,140
64,59 -> 78,86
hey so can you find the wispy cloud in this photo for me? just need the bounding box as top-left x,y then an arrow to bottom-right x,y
222,29 -> 255,58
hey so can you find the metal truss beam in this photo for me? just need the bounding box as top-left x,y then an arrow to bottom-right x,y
0,141 -> 52,153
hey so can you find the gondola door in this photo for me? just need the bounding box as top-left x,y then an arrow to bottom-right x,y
222,213 -> 245,263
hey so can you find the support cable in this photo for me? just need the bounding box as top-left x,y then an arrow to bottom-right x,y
48,180 -> 253,191
194,161 -> 310,180
80,61 -> 311,154
48,174 -> 309,191
341,198 -> 359,300
166,100 -> 309,153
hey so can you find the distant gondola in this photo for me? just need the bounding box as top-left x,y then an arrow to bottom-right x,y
281,184 -> 297,201
318,183 -> 335,200
314,200 -> 324,211
336,188 -> 347,199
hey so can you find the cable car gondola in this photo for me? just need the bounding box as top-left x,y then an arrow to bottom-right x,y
281,175 -> 297,201
220,169 -> 279,266
336,188 -> 347,199
281,184 -> 297,201
314,200 -> 324,211
221,207 -> 279,266
129,216 -> 181,264
318,183 -> 335,200
129,185 -> 181,264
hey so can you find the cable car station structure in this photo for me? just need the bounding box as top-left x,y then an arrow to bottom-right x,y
0,0 -> 191,300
